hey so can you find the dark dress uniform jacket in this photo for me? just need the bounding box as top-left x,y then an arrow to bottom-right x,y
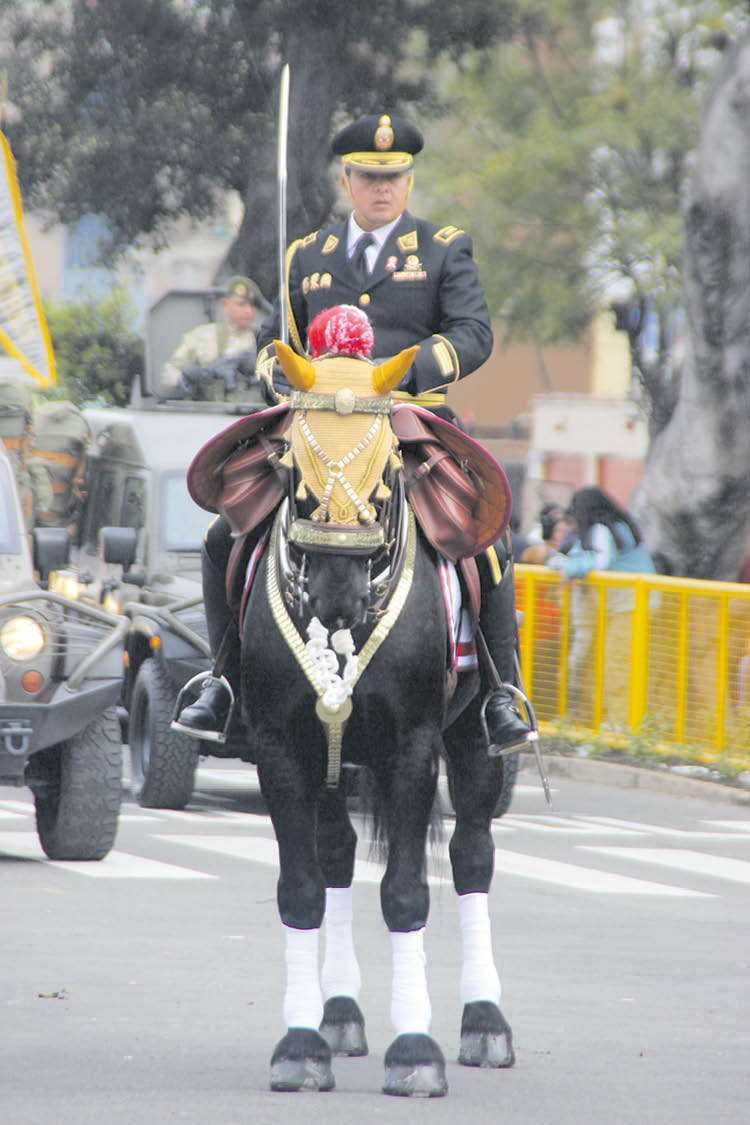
256,211 -> 493,399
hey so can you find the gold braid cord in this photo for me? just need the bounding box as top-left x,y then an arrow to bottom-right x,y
265,504 -> 418,787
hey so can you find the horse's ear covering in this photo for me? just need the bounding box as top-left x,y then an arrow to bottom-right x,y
372,345 -> 420,396
274,339 -> 316,391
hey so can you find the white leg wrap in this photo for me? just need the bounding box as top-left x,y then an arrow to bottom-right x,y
390,928 -> 431,1036
321,886 -> 361,1001
458,892 -> 501,1006
282,924 -> 323,1030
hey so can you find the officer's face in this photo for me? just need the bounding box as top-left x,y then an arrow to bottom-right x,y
344,169 -> 413,230
222,295 -> 258,330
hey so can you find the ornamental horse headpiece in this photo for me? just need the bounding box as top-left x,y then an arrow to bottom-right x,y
274,305 -> 417,554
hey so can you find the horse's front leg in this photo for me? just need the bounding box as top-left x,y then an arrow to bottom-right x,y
445,704 -> 515,1069
316,783 -> 368,1057
256,736 -> 335,1092
378,725 -> 448,1097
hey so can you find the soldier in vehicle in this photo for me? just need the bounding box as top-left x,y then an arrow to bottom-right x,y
174,113 -> 530,756
161,276 -> 264,401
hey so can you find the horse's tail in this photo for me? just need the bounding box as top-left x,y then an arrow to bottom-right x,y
356,761 -> 445,867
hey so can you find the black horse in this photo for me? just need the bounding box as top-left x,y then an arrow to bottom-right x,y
236,342 -> 517,1095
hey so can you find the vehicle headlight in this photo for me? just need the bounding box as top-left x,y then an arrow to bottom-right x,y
102,591 -> 122,615
0,616 -> 46,661
49,571 -> 85,601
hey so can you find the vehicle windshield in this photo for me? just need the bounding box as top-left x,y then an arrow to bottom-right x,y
0,461 -> 22,554
160,472 -> 214,551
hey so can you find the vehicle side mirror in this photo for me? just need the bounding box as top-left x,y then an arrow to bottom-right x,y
32,527 -> 72,587
100,526 -> 137,569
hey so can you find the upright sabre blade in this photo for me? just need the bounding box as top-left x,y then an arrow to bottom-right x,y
277,63 -> 290,347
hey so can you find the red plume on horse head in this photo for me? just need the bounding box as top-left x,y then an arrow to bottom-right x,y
307,305 -> 375,359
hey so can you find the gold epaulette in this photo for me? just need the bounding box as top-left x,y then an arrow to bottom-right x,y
434,225 -> 465,245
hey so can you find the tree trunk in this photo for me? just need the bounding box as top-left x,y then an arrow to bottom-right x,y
632,34 -> 750,581
218,28 -> 342,301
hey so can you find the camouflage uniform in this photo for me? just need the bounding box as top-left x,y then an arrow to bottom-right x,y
161,321 -> 258,402
160,276 -> 262,402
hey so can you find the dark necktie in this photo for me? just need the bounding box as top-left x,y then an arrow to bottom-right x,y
351,233 -> 375,286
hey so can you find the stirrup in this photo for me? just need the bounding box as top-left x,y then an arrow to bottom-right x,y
479,681 -> 536,757
170,671 -> 235,744
480,684 -> 551,806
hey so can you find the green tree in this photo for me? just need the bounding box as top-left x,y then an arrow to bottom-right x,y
418,0 -> 749,436
3,0 -> 517,298
42,287 -> 144,407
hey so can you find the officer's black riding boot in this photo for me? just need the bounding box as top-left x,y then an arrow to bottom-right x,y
477,542 -> 531,753
176,522 -> 241,738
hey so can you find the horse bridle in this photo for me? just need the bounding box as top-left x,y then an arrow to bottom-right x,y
277,471 -> 410,628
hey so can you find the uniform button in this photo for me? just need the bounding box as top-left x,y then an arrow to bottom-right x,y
358,293 -> 371,307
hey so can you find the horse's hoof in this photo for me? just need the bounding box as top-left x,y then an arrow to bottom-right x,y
458,1001 -> 515,1068
319,995 -> 369,1057
270,1028 -> 335,1091
382,1033 -> 448,1097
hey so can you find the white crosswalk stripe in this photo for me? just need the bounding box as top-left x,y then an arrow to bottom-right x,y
1,799 -> 748,895
492,847 -> 712,896
581,847 -> 750,884
0,831 -> 216,877
577,815 -> 750,840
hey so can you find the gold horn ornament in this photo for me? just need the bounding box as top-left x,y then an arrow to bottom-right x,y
371,346 -> 420,396
274,339 -> 316,391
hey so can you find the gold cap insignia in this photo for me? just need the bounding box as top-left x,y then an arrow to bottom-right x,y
374,115 -> 395,151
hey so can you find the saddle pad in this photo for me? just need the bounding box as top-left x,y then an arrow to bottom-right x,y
438,558 -> 478,672
392,404 -> 511,562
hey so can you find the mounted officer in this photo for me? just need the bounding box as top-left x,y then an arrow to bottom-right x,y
173,113 -> 530,756
160,275 -> 264,402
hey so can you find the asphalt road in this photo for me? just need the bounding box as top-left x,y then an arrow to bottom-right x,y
2,759 -> 749,1124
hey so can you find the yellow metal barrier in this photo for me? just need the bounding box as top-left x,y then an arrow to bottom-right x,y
515,564 -> 750,773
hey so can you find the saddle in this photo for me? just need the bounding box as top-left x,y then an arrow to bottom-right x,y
188,403 -> 511,564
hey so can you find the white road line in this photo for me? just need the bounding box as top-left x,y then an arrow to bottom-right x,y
0,800 -> 34,813
577,816 -> 750,840
153,834 -> 453,886
702,820 -> 750,833
0,809 -> 26,821
581,847 -> 750,884
0,833 -> 215,878
145,808 -> 252,824
499,815 -> 644,836
510,784 -> 559,796
194,769 -> 260,787
157,834 -> 708,897
492,848 -> 712,897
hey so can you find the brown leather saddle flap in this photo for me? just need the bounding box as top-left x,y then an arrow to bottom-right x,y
392,404 -> 511,563
187,405 -> 291,535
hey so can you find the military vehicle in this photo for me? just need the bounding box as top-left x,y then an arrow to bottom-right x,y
0,441 -> 126,859
50,287 -> 266,809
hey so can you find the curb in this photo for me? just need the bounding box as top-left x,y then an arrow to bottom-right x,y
519,752 -> 750,807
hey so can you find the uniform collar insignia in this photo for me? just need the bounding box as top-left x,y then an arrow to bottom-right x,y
397,230 -> 418,253
322,234 -> 339,255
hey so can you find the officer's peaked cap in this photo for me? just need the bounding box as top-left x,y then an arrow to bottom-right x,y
332,114 -> 423,172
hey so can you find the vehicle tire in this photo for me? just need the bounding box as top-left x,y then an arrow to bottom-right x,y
33,707 -> 123,861
445,749 -> 520,820
129,659 -> 199,809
